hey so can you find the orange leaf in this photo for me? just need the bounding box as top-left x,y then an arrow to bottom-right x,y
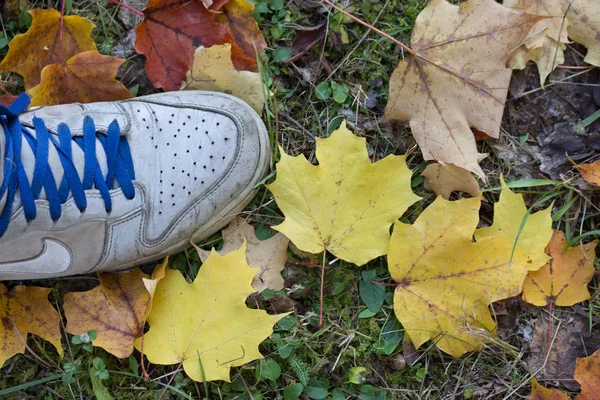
135,0 -> 263,92
576,160 -> 600,187
575,349 -> 600,399
523,230 -> 597,307
214,0 -> 266,71
0,284 -> 63,366
27,50 -> 132,107
0,9 -> 96,90
529,379 -> 570,400
64,266 -> 164,358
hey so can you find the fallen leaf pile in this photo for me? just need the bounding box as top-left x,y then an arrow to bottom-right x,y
0,0 -> 599,395
0,9 -> 131,105
135,0 -> 264,91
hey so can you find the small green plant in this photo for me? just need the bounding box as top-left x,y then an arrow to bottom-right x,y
71,329 -> 96,353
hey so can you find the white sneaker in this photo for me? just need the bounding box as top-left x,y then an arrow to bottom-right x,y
0,91 -> 269,280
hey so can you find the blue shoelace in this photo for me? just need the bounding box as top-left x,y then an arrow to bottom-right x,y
0,93 -> 136,238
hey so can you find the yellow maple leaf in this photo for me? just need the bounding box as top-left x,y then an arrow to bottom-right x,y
136,245 -> 287,382
64,265 -> 165,358
0,9 -> 96,90
383,0 -> 540,178
388,196 -> 531,357
475,177 -> 552,270
182,44 -> 263,114
267,121 -> 420,266
196,217 -> 289,291
523,229 -> 597,307
0,284 -> 63,366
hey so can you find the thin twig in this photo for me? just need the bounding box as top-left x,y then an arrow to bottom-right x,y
320,0 -> 414,55
108,0 -> 145,17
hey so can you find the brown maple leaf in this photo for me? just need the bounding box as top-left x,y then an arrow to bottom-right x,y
383,0 -> 541,178
27,50 -> 132,106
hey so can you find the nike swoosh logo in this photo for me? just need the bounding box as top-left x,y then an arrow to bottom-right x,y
0,239 -> 72,274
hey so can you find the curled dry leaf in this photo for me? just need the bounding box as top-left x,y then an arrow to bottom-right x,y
137,245 -> 287,382
64,265 -> 166,358
0,9 -> 96,90
529,379 -> 570,400
0,284 -> 63,366
383,0 -> 540,178
475,177 -> 553,270
575,160 -> 600,186
28,50 -> 132,106
268,121 -> 420,266
183,44 -> 263,114
504,0 -> 569,85
135,0 -> 264,91
523,229 -> 597,307
288,24 -> 327,63
195,217 -> 289,291
575,349 -> 600,399
388,196 -> 532,357
421,162 -> 481,200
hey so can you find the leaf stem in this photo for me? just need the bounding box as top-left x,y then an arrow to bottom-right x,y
320,0 -> 414,56
108,0 -> 145,17
318,251 -> 326,328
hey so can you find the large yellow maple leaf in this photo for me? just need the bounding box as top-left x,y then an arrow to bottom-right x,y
136,245 -> 287,382
267,121 -> 420,266
0,9 -> 96,90
475,178 -> 552,270
383,0 -> 540,177
388,196 -> 532,357
523,230 -> 597,307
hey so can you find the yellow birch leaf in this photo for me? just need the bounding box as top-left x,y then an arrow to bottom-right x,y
28,50 -> 133,107
523,229 -> 597,307
383,0 -> 540,178
182,44 -> 263,114
389,196 -> 531,357
422,162 -> 481,200
567,0 -> 600,67
136,244 -> 287,382
475,177 -> 552,270
267,121 -> 420,266
195,217 -> 289,291
0,284 -> 63,366
0,9 -> 96,90
64,265 -> 165,358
